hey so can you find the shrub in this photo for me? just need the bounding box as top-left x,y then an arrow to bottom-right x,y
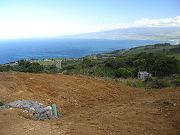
92,67 -> 114,77
17,60 -> 31,72
82,57 -> 97,67
115,68 -> 135,78
29,62 -> 44,73
17,60 -> 44,73
105,57 -> 133,69
145,77 -> 169,89
0,65 -> 12,72
44,65 -> 59,73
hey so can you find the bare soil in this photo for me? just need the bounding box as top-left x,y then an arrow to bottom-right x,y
0,72 -> 180,135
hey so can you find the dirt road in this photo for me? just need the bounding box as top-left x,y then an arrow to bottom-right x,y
0,72 -> 180,135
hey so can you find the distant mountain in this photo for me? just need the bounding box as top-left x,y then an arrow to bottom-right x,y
62,27 -> 180,42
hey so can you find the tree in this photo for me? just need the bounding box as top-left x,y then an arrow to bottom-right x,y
17,60 -> 44,73
29,62 -> 44,73
115,68 -> 134,78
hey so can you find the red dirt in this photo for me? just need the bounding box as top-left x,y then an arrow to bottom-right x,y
0,72 -> 180,135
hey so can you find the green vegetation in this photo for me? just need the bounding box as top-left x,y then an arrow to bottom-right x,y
96,43 -> 180,58
58,43 -> 180,88
66,53 -> 178,78
114,78 -> 145,88
0,43 -> 179,89
145,77 -> 170,89
0,60 -> 44,73
125,43 -> 179,55
168,54 -> 180,60
115,68 -> 135,78
17,60 -> 44,73
38,61 -> 55,66
0,65 -> 12,72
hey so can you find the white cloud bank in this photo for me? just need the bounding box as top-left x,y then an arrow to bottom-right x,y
93,16 -> 180,31
0,16 -> 180,39
134,16 -> 180,27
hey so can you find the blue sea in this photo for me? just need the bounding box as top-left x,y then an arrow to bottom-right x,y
0,38 -> 161,64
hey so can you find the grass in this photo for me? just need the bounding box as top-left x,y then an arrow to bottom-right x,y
38,61 -> 56,66
113,76 -> 178,89
61,60 -> 81,68
114,78 -> 145,88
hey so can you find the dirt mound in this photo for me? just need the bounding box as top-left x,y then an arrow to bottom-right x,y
0,72 -> 180,135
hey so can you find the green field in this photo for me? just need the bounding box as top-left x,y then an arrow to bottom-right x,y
38,61 -> 56,66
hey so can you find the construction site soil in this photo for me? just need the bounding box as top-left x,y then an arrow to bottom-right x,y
0,72 -> 180,135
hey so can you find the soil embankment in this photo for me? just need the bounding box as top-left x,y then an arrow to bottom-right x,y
0,72 -> 179,135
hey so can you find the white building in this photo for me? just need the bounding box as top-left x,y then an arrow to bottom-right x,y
55,60 -> 62,69
138,71 -> 151,80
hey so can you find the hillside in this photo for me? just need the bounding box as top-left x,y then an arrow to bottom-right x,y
62,27 -> 180,42
0,72 -> 180,135
97,43 -> 180,57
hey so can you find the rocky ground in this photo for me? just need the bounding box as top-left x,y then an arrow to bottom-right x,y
0,72 -> 180,135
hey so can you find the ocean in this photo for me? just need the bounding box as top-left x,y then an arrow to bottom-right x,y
0,38 -> 161,64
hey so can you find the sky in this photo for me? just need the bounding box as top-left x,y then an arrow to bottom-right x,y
0,0 -> 180,39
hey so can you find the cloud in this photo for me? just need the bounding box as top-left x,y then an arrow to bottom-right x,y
92,16 -> 180,32
133,16 -> 180,27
